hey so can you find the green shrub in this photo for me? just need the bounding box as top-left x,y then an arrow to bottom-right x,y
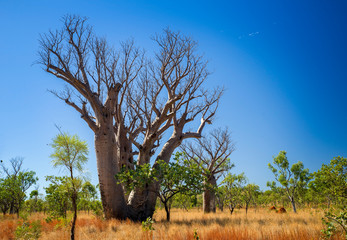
15,220 -> 41,240
142,217 -> 155,231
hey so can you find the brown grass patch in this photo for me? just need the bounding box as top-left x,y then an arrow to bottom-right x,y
0,208 -> 345,240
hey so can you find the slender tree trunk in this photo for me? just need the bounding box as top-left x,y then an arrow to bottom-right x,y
217,196 -> 224,212
164,202 -> 170,222
219,200 -> 224,212
9,203 -> 14,215
203,175 -> 217,213
71,194 -> 77,240
245,203 -> 248,215
229,204 -> 234,215
290,197 -> 297,213
95,129 -> 128,219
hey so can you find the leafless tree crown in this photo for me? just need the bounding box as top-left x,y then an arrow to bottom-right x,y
0,157 -> 24,177
38,15 -> 223,161
180,128 -> 235,180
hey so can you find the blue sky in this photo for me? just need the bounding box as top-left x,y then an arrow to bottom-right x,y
0,0 -> 346,192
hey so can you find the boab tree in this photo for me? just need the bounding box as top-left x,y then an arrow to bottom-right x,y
38,15 -> 222,220
180,128 -> 234,213
116,153 -> 204,222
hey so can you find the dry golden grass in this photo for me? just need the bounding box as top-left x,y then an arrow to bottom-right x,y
0,208 -> 344,240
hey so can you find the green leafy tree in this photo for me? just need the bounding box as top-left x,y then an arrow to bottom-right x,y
50,132 -> 88,240
25,189 -> 44,213
170,193 -> 199,211
242,183 -> 260,214
220,173 -> 246,215
310,156 -> 346,208
45,176 -> 71,219
156,158 -> 204,221
0,157 -> 37,217
308,157 -> 346,239
267,151 -> 310,213
259,188 -> 288,208
0,178 -> 11,215
78,181 -> 98,213
116,153 -> 205,221
215,186 -> 227,212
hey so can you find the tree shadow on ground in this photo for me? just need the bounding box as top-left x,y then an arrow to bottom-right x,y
156,217 -> 239,227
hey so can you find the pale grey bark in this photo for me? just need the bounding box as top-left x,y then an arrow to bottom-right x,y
95,130 -> 128,219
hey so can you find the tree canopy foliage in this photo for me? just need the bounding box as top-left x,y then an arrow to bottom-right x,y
268,151 -> 311,213
0,157 -> 37,217
49,132 -> 89,240
310,156 -> 346,207
116,152 -> 205,221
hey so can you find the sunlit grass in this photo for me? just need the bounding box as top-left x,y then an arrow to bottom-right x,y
0,208 -> 344,239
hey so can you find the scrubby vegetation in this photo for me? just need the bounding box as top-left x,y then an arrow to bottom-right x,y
0,151 -> 346,239
0,208 -> 345,240
1,14 -> 345,240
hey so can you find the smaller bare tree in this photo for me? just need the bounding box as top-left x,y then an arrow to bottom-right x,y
181,128 -> 235,213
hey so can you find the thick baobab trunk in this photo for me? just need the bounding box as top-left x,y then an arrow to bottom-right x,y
127,136 -> 181,221
126,149 -> 154,221
117,127 -> 134,170
95,130 -> 128,219
203,175 -> 217,213
144,137 -> 182,218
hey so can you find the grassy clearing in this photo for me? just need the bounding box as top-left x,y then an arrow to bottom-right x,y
0,208 -> 344,240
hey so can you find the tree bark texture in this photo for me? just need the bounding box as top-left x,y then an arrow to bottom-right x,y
290,197 -> 297,213
203,176 -> 217,213
95,130 -> 128,219
71,195 -> 77,240
127,134 -> 183,220
229,204 -> 235,215
164,203 -> 170,222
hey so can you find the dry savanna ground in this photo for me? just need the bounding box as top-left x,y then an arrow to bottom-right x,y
0,207 -> 344,240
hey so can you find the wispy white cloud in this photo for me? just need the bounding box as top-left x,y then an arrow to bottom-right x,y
238,31 -> 260,39
248,31 -> 259,37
